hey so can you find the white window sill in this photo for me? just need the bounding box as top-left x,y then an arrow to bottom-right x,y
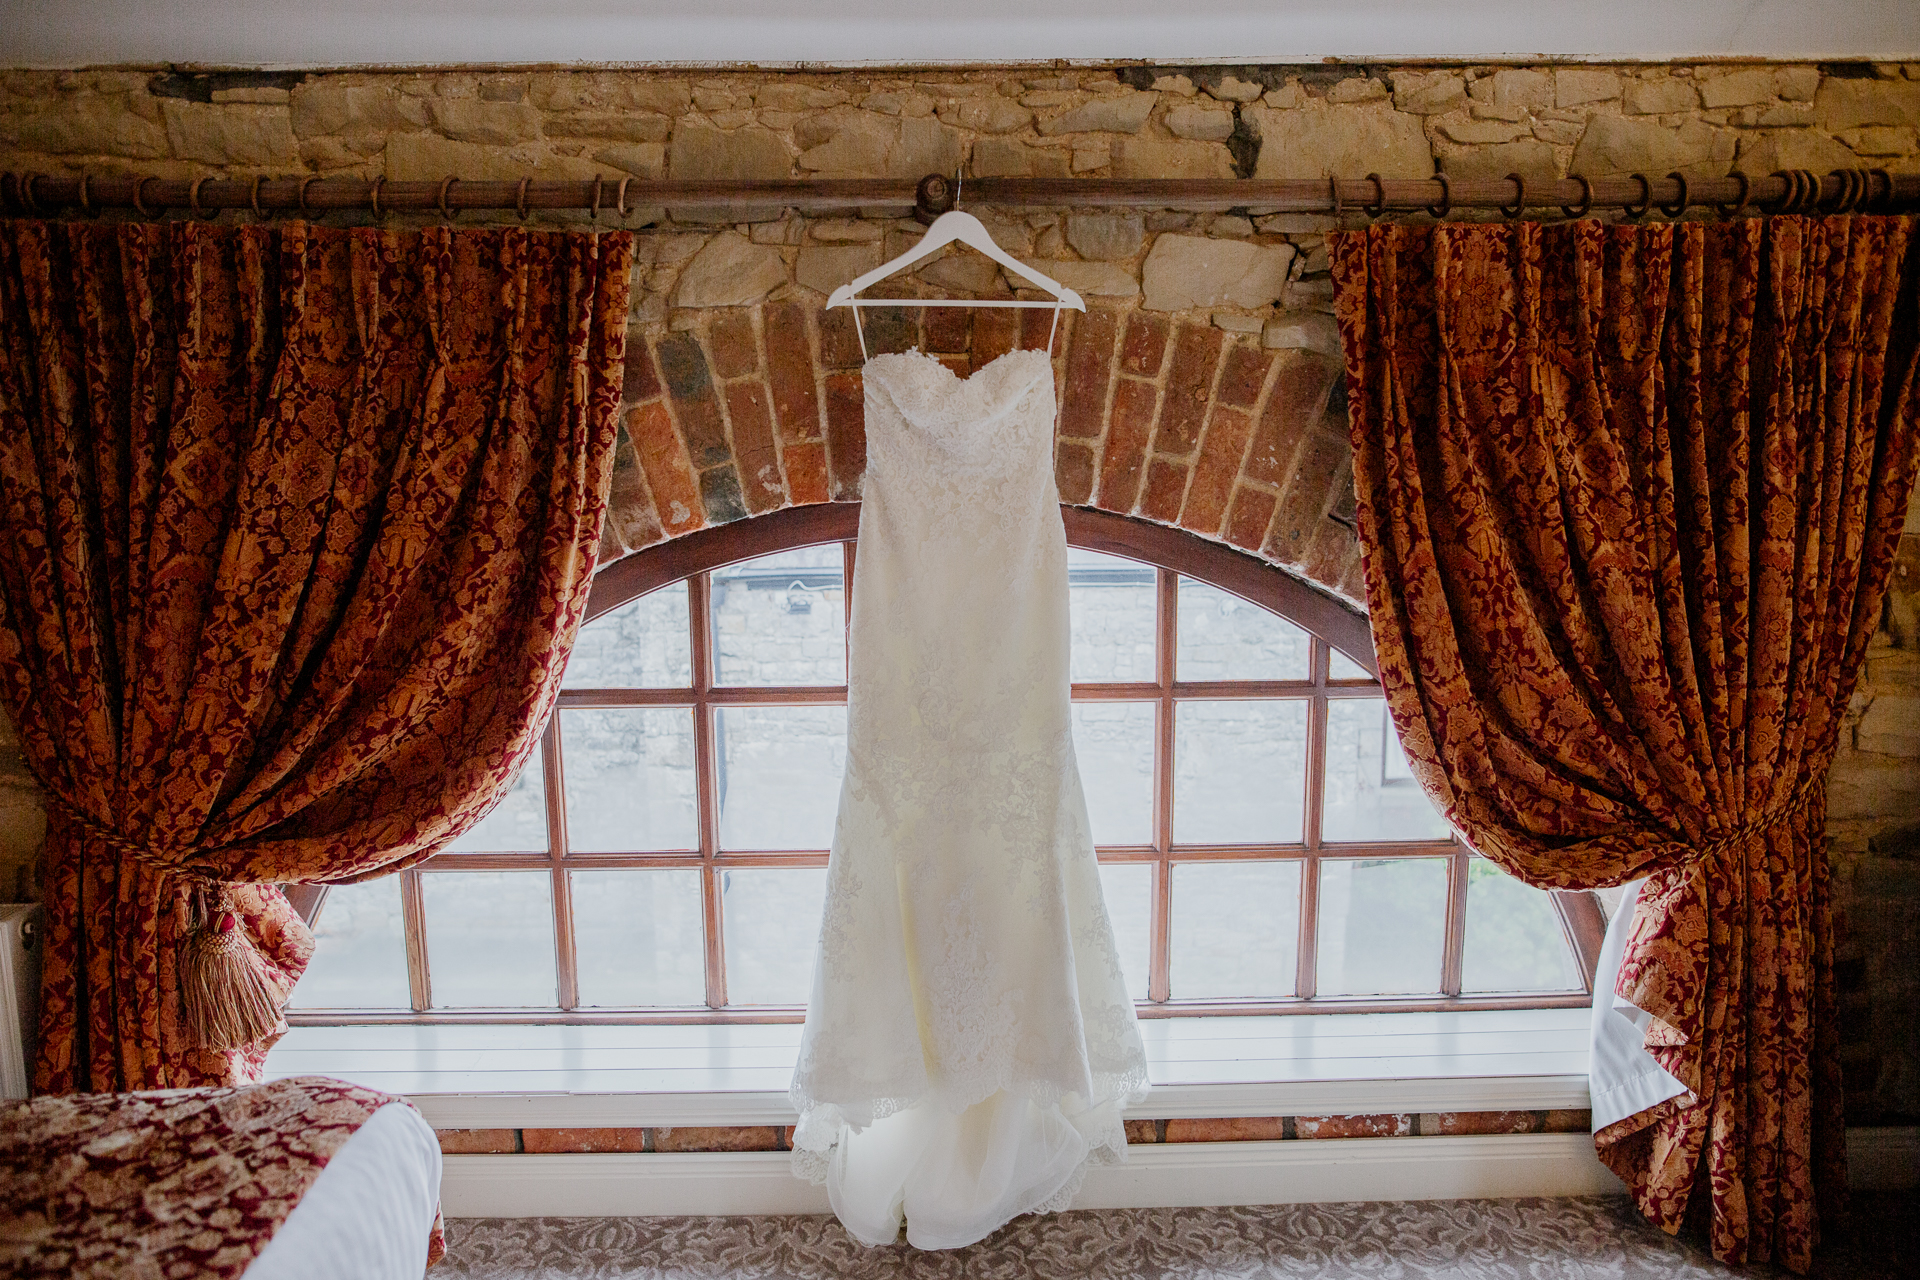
265,1007 -> 1591,1130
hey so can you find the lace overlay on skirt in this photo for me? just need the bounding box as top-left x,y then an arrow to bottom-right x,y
789,348 -> 1149,1250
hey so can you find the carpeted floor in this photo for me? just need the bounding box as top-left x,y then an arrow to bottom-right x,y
438,1194 -> 1917,1279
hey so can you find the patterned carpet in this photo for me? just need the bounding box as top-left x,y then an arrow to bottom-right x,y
438,1194 -> 1917,1279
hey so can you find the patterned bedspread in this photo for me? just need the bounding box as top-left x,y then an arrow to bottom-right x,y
0,1075 -> 444,1280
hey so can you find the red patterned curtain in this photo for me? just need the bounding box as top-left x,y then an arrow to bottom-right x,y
0,220 -> 633,1093
1329,215 -> 1919,1272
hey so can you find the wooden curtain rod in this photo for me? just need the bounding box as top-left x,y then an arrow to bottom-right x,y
3,169 -> 1916,222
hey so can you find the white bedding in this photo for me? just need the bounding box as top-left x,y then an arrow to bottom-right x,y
243,1102 -> 443,1280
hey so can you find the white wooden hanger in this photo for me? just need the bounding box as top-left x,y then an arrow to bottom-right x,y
825,199 -> 1086,360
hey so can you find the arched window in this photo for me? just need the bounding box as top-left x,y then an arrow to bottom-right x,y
293,506 -> 1600,1022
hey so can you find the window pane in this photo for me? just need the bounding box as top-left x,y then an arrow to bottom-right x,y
447,752 -> 547,853
1170,860 -> 1301,998
1461,860 -> 1582,993
1173,700 -> 1307,844
563,582 -> 692,689
1329,648 -> 1372,680
1175,578 -> 1310,682
1068,548 -> 1156,683
716,706 -> 847,851
1096,862 -> 1152,1001
1315,857 -> 1448,996
561,708 -> 698,852
712,546 -> 847,687
1322,697 -> 1452,843
422,871 -> 557,1008
571,869 -> 706,1007
289,878 -> 410,1009
722,867 -> 826,1005
1071,702 -> 1154,847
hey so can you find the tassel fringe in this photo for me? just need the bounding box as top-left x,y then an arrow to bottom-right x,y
180,885 -> 285,1051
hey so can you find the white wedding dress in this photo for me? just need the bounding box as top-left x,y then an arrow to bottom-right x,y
790,347 -> 1149,1250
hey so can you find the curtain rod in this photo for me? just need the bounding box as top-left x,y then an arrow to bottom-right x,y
3,170 -> 1915,222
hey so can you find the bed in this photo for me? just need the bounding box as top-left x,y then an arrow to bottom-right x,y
0,1075 -> 443,1280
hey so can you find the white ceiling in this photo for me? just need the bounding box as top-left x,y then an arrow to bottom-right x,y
2,0 -> 1916,69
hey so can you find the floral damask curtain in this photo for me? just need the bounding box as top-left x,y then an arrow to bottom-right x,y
0,219 -> 633,1093
1329,215 -> 1919,1272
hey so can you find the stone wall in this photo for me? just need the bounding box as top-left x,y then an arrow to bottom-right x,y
1,58 -> 1918,1121
3,62 -> 1919,195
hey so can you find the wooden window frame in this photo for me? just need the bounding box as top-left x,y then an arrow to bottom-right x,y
290,503 -> 1605,1026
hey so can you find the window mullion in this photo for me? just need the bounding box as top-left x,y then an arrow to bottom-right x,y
400,866 -> 432,1012
689,570 -> 728,1009
541,714 -> 577,1010
1297,639 -> 1329,1000
1440,846 -> 1470,996
1148,566 -> 1176,1005
551,862 -> 579,1010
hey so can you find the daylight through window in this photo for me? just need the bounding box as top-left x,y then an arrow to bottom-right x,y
294,514 -> 1593,1021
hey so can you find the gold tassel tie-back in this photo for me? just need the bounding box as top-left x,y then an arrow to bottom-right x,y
179,883 -> 285,1051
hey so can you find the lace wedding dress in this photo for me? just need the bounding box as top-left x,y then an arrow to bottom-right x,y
790,347 -> 1149,1250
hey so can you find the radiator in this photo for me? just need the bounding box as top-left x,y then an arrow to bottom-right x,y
0,902 -> 40,1100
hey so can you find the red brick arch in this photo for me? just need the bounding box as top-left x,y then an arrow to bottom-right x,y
603,298 -> 1364,606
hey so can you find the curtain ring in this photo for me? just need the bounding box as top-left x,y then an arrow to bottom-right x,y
1658,171 -> 1690,218
1868,167 -> 1893,211
298,175 -> 320,216
1787,168 -> 1817,214
133,175 -> 160,218
616,176 -> 631,220
368,176 -> 385,221
189,176 -> 217,221
1329,176 -> 1343,218
438,176 -> 459,222
1425,173 -> 1452,219
1560,174 -> 1593,219
1825,169 -> 1852,214
1715,171 -> 1751,220
589,175 -> 603,222
20,172 -> 42,215
1770,168 -> 1799,214
516,177 -> 530,221
1828,168 -> 1865,214
1773,169 -> 1817,215
1500,173 -> 1527,220
1622,173 -> 1653,221
249,175 -> 266,218
1802,168 -> 1826,213
1363,172 -> 1388,218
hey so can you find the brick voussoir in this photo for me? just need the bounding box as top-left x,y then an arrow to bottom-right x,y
723,378 -> 786,515
764,300 -> 825,446
622,400 -> 705,538
447,1110 -> 1593,1154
